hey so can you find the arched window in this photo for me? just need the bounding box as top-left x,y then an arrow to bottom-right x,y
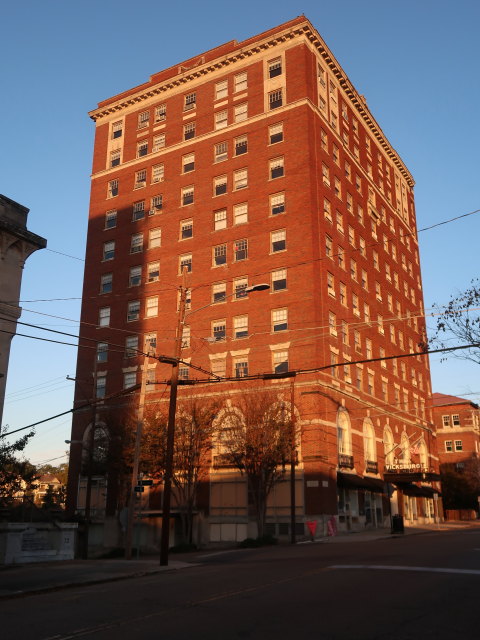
400,432 -> 411,464
383,427 -> 395,466
363,419 -> 376,462
337,409 -> 352,456
418,440 -> 428,468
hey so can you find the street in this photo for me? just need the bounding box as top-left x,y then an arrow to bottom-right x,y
2,529 -> 480,639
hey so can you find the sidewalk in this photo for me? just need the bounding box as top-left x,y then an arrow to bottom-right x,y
1,521 -> 479,600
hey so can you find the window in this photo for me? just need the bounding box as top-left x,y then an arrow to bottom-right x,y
341,321 -> 349,345
234,103 -> 247,122
183,153 -> 195,173
96,374 -> 106,399
182,186 -> 194,206
272,308 -> 288,332
145,332 -> 157,353
348,226 -> 355,246
325,235 -> 333,258
147,261 -> 160,283
346,192 -> 353,213
366,339 -> 372,360
364,303 -> 370,324
184,92 -> 196,111
235,135 -> 247,156
269,89 -> 283,110
211,358 -> 226,378
350,259 -> 357,281
235,72 -> 247,92
320,128 -> 327,150
378,315 -> 384,334
152,134 -> 165,152
452,414 -> 460,426
129,266 -> 141,287
108,179 -> 118,198
329,311 -> 337,336
234,203 -> 248,224
268,57 -> 282,78
354,330 -> 361,352
179,254 -> 192,273
338,246 -> 345,269
105,210 -> 117,229
124,372 -> 136,389
212,320 -> 226,342
145,296 -> 158,317
135,169 -> 147,188
234,315 -> 248,339
332,144 -> 339,165
334,177 -> 342,200
125,335 -> 139,358
442,415 -> 451,428
148,228 -> 161,249
132,201 -> 145,221
214,208 -> 227,230
181,219 -> 193,239
234,169 -> 248,191
152,164 -> 164,184
339,282 -> 347,306
324,198 -> 332,222
269,122 -> 283,144
273,350 -> 289,374
100,273 -> 112,294
103,241 -> 115,261
215,141 -> 227,162
112,120 -> 122,139
272,268 -> 287,291
214,175 -> 227,196
445,440 -> 453,452
127,300 -> 140,322
359,236 -> 366,257
179,365 -> 189,381
138,111 -> 150,129
137,140 -> 148,158
327,272 -> 335,297
375,281 -> 382,301
215,79 -> 228,100
230,277 -> 247,301
234,238 -> 248,261
99,307 -> 110,327
151,195 -> 163,213
130,233 -> 143,253
270,193 -> 285,215
215,109 -> 228,130
352,293 -> 359,315
454,440 -> 463,451
234,358 -> 248,378
212,282 -> 226,303
184,122 -> 195,140
213,244 -> 227,266
271,230 -> 286,252
110,149 -> 120,167
322,163 -> 330,186
155,103 -> 166,122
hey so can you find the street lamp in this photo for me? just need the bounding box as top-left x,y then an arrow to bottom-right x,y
159,277 -> 270,566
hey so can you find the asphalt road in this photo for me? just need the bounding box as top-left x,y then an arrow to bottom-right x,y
2,530 -> 480,640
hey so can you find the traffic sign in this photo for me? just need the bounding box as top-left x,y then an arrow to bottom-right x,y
137,479 -> 153,486
134,486 -> 145,493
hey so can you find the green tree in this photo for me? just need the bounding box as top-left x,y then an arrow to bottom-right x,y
0,425 -> 37,508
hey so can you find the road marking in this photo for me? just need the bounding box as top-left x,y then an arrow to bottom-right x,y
330,564 -> 480,576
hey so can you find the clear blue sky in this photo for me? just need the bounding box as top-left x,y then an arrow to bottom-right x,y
1,0 -> 479,465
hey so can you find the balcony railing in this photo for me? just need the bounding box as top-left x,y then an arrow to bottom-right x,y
365,460 -> 378,474
338,453 -> 354,469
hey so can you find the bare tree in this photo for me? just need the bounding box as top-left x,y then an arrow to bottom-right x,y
431,279 -> 480,365
218,391 -> 294,539
142,396 -> 219,545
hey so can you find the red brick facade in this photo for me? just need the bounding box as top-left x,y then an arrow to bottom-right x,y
67,17 -> 440,545
433,393 -> 480,465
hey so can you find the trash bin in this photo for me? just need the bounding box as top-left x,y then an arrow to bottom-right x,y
391,514 -> 404,534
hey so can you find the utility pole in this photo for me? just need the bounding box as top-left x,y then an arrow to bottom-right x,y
290,376 -> 296,545
160,267 -> 188,566
125,351 -> 150,560
82,356 -> 98,559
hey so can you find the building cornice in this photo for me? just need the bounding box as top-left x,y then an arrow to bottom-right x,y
88,18 -> 413,187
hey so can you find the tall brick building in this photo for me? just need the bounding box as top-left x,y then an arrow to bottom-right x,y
67,16 -> 440,547
433,393 -> 480,465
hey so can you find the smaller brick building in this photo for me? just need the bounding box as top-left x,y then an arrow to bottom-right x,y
433,393 -> 480,465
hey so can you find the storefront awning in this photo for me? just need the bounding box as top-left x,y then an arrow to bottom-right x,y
337,472 -> 386,494
396,483 -> 440,498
